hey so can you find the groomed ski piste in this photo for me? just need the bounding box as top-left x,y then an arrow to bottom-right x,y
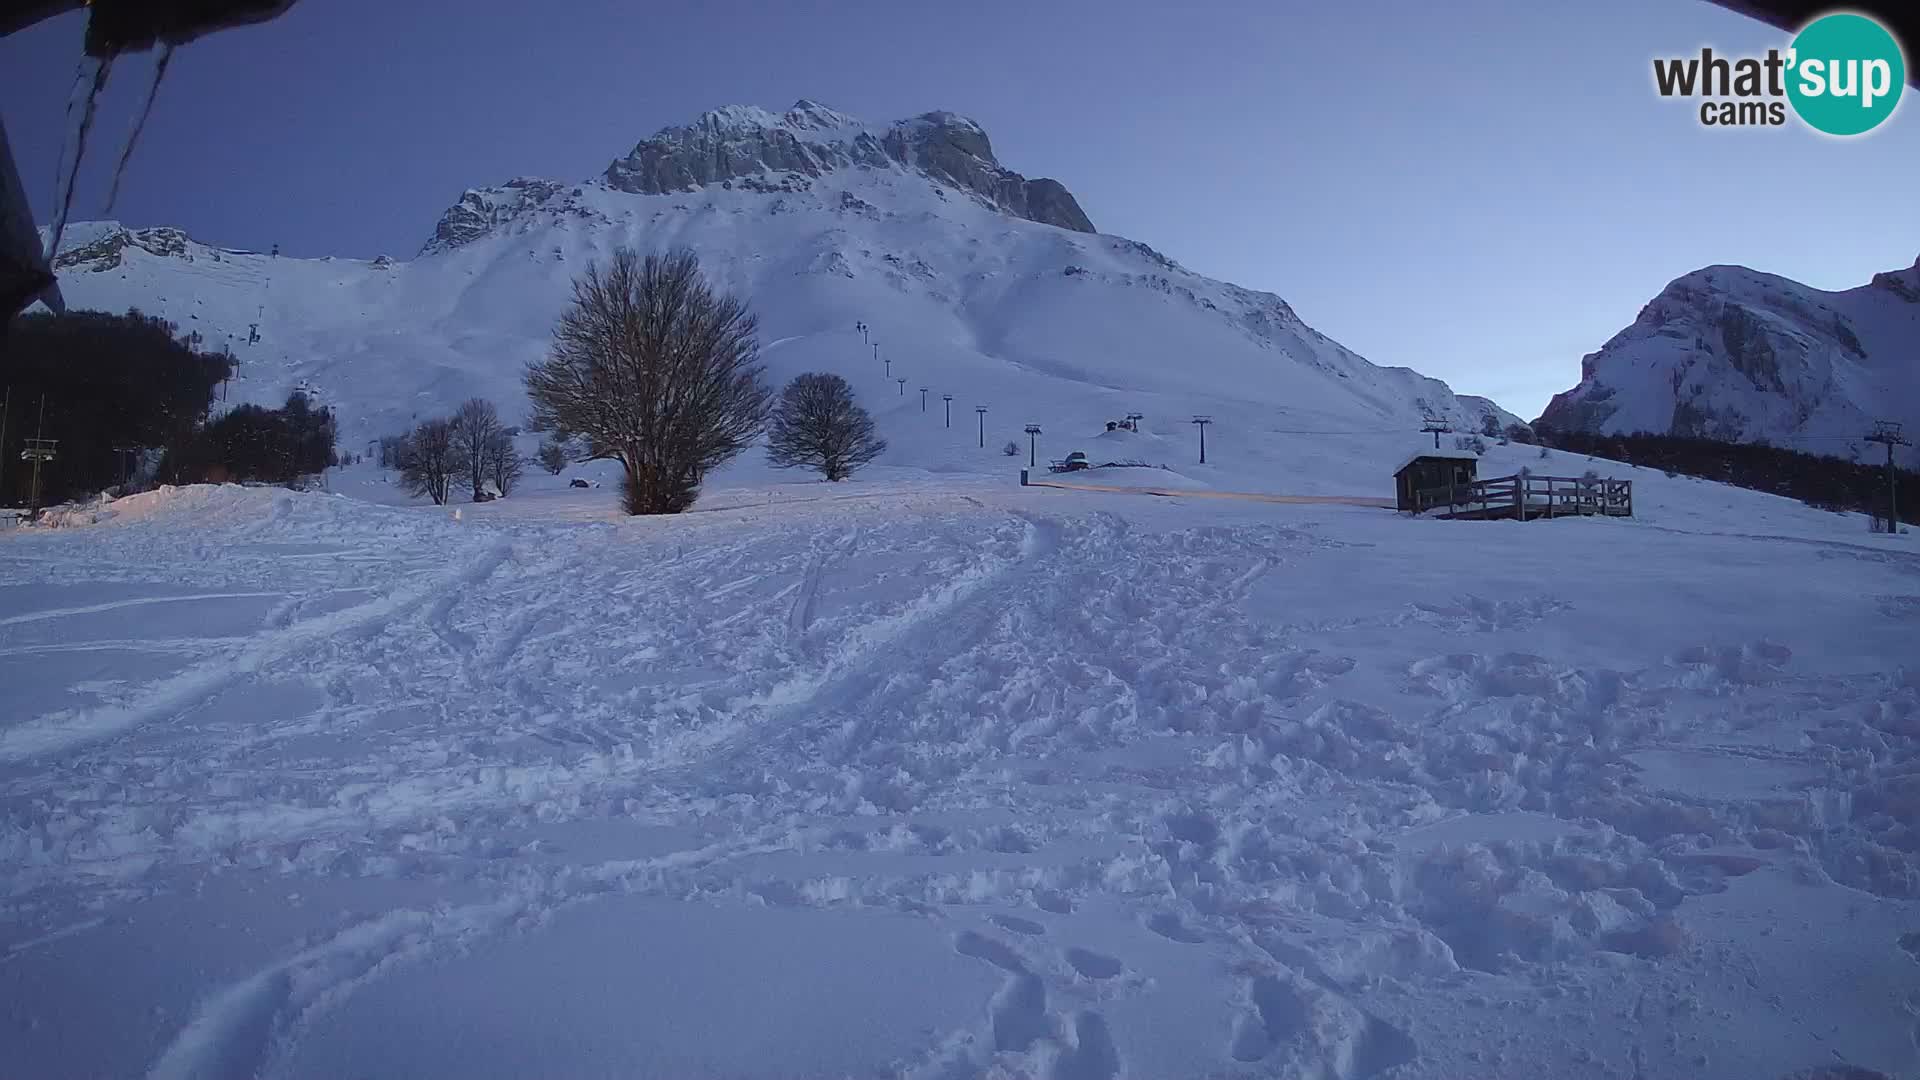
3,438 -> 1918,1080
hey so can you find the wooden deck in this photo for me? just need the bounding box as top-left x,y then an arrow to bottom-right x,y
1413,473 -> 1632,521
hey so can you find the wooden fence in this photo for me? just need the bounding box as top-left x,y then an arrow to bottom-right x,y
1414,473 -> 1632,520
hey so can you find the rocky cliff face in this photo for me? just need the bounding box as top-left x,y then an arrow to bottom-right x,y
599,101 -> 1095,234
421,178 -> 575,256
1537,256 -> 1920,459
50,224 -> 195,271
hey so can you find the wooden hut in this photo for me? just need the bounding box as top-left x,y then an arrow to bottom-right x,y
1393,450 -> 1479,512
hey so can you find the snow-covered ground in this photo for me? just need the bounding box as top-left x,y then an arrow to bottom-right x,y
3,461 -> 1917,1080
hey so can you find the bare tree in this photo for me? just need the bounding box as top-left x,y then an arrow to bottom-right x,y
536,437 -> 569,475
399,418 -> 456,505
487,430 -> 524,496
525,248 -> 771,514
448,397 -> 505,502
765,372 -> 887,481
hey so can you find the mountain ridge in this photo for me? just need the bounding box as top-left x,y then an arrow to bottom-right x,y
425,100 -> 1095,259
41,100 -> 1522,494
1538,254 -> 1920,460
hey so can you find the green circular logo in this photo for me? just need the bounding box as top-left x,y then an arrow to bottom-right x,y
1786,13 -> 1905,135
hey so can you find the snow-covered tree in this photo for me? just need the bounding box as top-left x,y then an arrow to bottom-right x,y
536,438 -> 569,475
765,372 -> 886,481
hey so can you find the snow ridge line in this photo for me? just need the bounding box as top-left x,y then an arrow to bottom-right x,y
0,592 -> 285,627
0,541 -> 511,764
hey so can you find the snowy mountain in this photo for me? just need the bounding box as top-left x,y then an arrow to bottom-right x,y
45,100 -> 1519,486
1537,256 -> 1920,458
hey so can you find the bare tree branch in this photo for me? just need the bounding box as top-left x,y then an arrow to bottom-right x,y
766,372 -> 886,481
398,418 -> 456,505
525,248 -> 770,514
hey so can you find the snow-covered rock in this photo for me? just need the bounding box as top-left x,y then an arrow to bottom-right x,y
601,101 -> 1095,234
1538,256 -> 1920,459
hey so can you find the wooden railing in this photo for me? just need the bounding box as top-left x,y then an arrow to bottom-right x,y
1413,473 -> 1631,520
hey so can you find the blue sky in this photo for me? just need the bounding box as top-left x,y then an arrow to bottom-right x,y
2,0 -> 1915,419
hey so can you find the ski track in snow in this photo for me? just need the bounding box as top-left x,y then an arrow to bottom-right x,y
0,482 -> 1917,1080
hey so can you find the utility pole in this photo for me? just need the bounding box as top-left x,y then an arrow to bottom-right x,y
1865,420 -> 1911,533
1191,415 -> 1213,464
1422,415 -> 1451,450
1024,424 -> 1042,466
0,385 -> 10,506
976,405 -> 989,448
896,377 -> 907,396
21,396 -> 56,521
919,387 -> 929,413
943,394 -> 953,428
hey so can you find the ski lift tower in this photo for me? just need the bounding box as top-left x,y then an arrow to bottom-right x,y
1865,420 -> 1911,533
21,435 -> 56,519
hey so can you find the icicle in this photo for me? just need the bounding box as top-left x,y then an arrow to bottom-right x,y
45,55 -> 115,263
104,44 -> 176,214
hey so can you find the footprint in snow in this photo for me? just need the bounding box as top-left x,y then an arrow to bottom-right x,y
1064,947 -> 1122,980
1146,912 -> 1204,944
954,929 -> 1026,974
990,914 -> 1046,937
990,974 -> 1050,1053
1051,1011 -> 1120,1080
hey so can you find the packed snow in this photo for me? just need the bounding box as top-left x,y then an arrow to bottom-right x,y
3,453 -> 1917,1079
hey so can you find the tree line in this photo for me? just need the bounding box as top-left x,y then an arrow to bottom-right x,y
1534,425 -> 1917,526
1,308 -> 338,507
389,397 -> 525,505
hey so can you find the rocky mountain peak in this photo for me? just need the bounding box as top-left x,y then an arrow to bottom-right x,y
48,223 -> 194,272
600,101 -> 1094,234
1868,253 -> 1920,302
1537,256 -> 1916,454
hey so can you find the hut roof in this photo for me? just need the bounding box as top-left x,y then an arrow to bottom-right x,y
1391,448 -> 1480,475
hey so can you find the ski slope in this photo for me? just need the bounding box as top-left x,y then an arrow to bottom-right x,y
3,460 -> 1917,1079
43,101 -> 1521,488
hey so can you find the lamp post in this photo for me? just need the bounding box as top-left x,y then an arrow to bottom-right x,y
1024,424 -> 1042,466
